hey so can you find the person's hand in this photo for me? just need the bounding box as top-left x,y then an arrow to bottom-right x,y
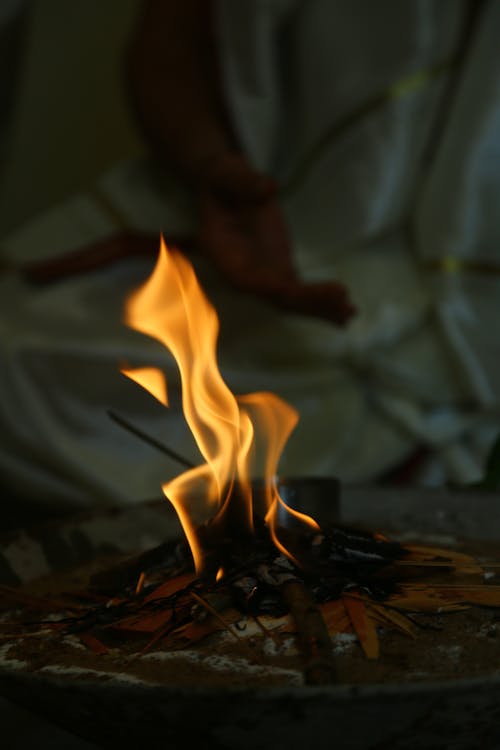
198,153 -> 357,326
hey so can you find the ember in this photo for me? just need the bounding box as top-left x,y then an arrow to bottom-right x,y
2,511 -> 500,689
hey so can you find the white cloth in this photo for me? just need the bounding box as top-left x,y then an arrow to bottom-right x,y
216,0 -> 500,468
1,0 -> 499,510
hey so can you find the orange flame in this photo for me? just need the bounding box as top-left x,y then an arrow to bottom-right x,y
125,237 -> 318,574
121,366 -> 168,406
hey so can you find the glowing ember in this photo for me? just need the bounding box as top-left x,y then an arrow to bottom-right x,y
124,237 -> 318,575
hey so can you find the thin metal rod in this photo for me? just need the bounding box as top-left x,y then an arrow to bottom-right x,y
107,409 -> 195,469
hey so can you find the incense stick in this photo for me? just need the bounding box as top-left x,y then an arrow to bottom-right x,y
107,409 -> 195,469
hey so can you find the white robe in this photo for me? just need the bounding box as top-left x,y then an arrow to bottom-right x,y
1,0 -> 499,511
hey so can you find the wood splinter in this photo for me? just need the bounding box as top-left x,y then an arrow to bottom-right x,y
281,579 -> 336,685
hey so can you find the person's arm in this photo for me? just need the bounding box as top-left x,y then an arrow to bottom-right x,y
125,0 -> 356,326
125,0 -> 270,197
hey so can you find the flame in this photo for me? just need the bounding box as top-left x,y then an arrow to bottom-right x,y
121,366 -> 168,406
216,567 -> 224,582
125,237 -> 317,574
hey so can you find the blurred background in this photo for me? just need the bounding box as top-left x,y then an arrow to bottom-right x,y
0,0 -> 143,239
0,4 -> 140,746
0,0 -> 151,526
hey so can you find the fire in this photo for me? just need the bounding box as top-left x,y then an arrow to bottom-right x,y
125,237 -> 318,574
120,366 -> 168,406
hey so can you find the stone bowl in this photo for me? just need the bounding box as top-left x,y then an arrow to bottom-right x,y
1,480 -> 499,750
